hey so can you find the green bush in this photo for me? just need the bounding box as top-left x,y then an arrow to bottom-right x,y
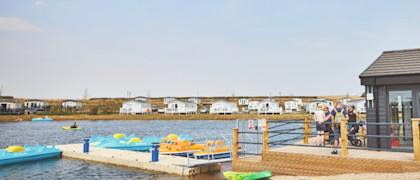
89,106 -> 99,115
102,107 -> 112,114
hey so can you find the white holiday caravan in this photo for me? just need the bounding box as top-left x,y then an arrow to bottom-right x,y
135,96 -> 147,101
0,99 -> 23,115
238,98 -> 249,105
308,100 -> 333,114
258,100 -> 282,114
163,97 -> 176,104
291,98 -> 303,106
337,98 -> 353,107
248,101 -> 260,111
24,99 -> 49,111
166,100 -> 197,115
210,100 -> 239,115
188,98 -> 201,104
62,100 -> 82,110
119,100 -> 152,115
285,100 -> 298,111
347,99 -> 366,114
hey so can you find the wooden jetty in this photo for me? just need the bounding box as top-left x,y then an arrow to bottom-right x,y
233,138 -> 420,176
56,143 -> 221,176
231,118 -> 420,176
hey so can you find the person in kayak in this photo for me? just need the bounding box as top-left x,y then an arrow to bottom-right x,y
70,122 -> 78,128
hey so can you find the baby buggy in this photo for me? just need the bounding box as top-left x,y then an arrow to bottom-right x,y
348,121 -> 367,147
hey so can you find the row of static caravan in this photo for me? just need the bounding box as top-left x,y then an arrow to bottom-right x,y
120,99 -> 198,115
236,98 -> 284,114
119,98 -> 283,115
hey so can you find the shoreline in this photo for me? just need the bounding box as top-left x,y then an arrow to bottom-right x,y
0,113 -> 308,122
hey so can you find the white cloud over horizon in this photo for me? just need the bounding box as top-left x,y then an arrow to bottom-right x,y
0,17 -> 45,32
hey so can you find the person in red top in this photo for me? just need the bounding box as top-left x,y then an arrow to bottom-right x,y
324,102 -> 349,155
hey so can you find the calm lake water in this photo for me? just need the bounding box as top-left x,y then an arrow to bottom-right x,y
0,120 -> 237,180
0,119 -> 300,179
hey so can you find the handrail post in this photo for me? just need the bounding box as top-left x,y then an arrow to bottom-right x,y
411,118 -> 420,161
308,115 -> 313,137
340,119 -> 348,157
263,120 -> 269,151
233,128 -> 239,160
303,116 -> 309,144
263,130 -> 269,151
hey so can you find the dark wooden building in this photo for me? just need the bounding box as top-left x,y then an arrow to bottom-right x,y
360,48 -> 420,149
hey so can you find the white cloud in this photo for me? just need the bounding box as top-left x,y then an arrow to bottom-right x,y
0,17 -> 45,32
34,1 -> 44,6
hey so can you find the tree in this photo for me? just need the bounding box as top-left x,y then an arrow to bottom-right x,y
0,85 -> 3,96
361,92 -> 366,97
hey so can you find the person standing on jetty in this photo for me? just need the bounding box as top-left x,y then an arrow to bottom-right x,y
324,102 -> 349,155
348,105 -> 364,133
314,104 -> 326,146
323,106 -> 334,144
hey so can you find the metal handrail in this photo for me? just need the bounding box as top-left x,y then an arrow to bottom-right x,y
238,132 -> 263,134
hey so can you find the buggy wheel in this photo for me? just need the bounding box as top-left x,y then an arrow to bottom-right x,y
349,138 -> 355,145
355,139 -> 363,147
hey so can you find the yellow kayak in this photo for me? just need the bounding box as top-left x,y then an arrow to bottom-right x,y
62,126 -> 82,130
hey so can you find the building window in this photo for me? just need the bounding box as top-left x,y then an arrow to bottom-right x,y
389,90 -> 413,147
366,86 -> 374,108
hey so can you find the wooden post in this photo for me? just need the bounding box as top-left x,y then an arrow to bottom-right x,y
263,130 -> 269,151
340,119 -> 348,157
303,116 -> 309,144
411,118 -> 420,161
262,119 -> 269,151
233,128 -> 239,160
308,115 -> 313,138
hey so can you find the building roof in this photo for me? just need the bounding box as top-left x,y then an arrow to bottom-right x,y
360,48 -> 420,78
212,100 -> 236,104
168,100 -> 195,104
25,99 -> 47,102
0,99 -> 19,103
260,99 -> 278,104
312,99 -> 329,103
338,98 -> 353,100
124,100 -> 150,104
63,100 -> 81,102
348,99 -> 365,103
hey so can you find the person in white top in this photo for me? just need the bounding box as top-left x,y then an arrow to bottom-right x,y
314,104 -> 326,146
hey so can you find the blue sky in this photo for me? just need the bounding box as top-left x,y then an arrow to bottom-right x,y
1,1 -> 420,99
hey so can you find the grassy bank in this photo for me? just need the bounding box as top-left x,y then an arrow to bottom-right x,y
0,113 -> 309,122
